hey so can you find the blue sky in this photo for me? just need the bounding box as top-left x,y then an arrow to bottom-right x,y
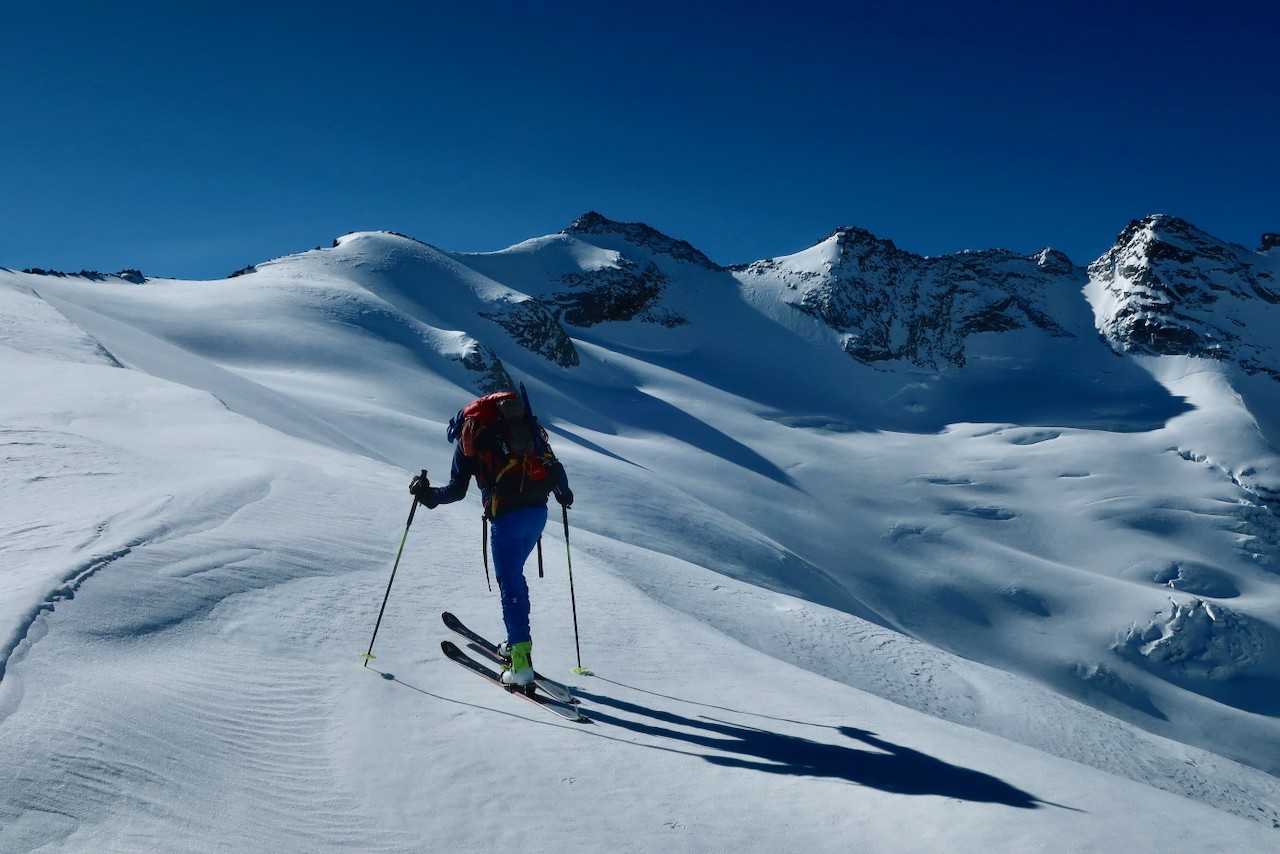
3,1 -> 1276,278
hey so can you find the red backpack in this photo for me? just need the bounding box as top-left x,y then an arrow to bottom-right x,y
448,390 -> 557,517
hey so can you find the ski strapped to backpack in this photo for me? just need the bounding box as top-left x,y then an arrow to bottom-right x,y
446,384 -> 563,519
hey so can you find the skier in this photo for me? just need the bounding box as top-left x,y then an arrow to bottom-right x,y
410,390 -> 572,687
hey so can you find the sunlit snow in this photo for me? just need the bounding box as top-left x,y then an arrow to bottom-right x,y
3,217 -> 1280,851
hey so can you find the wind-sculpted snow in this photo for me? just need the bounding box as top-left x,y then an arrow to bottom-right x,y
1118,598 -> 1272,681
1116,597 -> 1280,718
1124,558 -> 1242,599
6,212 -> 1280,850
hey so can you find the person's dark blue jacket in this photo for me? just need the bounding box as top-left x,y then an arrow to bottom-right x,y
428,441 -> 572,518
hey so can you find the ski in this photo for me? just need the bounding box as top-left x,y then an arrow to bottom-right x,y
441,611 -> 578,704
440,641 -> 587,723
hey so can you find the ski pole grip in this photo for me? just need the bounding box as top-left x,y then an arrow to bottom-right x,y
406,469 -> 427,527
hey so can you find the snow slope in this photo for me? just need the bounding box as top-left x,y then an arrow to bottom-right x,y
3,217 -> 1280,852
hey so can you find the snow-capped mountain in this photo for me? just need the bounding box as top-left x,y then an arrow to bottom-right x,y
4,213 -> 1280,851
1089,215 -> 1280,373
735,225 -> 1077,369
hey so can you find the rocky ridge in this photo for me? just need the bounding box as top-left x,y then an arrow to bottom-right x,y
1088,214 -> 1280,379
546,213 -> 1279,378
565,211 -> 722,271
734,226 -> 1078,369
553,255 -> 687,328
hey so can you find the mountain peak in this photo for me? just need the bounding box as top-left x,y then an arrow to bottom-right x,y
566,211 -> 621,233
1088,214 -> 1280,371
565,212 -> 722,270
1034,247 -> 1076,275
1099,213 -> 1258,274
1109,214 -> 1227,262
828,225 -> 902,256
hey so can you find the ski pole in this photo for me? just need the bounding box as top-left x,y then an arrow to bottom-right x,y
481,516 -> 493,592
362,471 -> 425,667
562,504 -> 588,674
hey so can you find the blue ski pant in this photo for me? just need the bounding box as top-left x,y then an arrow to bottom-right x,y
489,505 -> 547,646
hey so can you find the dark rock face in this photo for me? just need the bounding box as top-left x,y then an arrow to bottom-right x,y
740,227 -> 1076,369
555,258 -> 687,328
1088,215 -> 1280,380
480,298 -> 580,368
468,221 -> 694,360
457,341 -> 514,394
566,212 -> 722,271
22,268 -> 148,284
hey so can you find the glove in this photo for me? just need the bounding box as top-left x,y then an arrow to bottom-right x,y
409,471 -> 438,508
555,487 -> 574,508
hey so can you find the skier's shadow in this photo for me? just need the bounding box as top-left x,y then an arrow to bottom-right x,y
573,689 -> 1051,809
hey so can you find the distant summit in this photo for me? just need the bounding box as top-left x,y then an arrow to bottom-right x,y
565,212 -> 722,270
737,223 -> 1078,369
1088,214 -> 1280,379
826,225 -> 905,259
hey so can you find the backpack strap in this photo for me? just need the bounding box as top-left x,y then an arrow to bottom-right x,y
481,515 -> 492,592
446,408 -> 466,444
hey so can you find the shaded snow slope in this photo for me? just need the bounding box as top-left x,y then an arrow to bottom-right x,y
4,212 -> 1280,850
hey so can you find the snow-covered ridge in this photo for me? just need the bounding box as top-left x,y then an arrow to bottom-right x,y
24,214 -> 1274,384
5,212 -> 1280,849
1088,214 -> 1280,378
734,225 -> 1082,369
565,211 -> 723,271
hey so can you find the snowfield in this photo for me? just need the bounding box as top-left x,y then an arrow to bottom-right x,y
3,219 -> 1280,852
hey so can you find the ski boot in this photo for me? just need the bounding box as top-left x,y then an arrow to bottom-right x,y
500,641 -> 535,694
